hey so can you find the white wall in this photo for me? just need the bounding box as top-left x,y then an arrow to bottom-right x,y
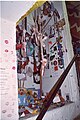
1,18 -> 18,120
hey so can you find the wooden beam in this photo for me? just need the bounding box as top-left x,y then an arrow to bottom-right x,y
36,55 -> 77,120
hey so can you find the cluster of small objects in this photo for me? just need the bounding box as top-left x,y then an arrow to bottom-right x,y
16,1 -> 66,118
18,88 -> 45,117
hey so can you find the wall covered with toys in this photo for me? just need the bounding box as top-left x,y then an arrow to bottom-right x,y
16,1 -> 79,118
42,1 -> 67,94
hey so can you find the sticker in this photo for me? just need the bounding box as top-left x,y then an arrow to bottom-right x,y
53,60 -> 57,65
50,55 -> 55,61
56,36 -> 63,42
2,110 -> 7,113
57,18 -> 65,28
5,40 -> 9,44
16,44 -> 22,50
54,46 -> 57,51
54,66 -> 58,71
50,75 -> 52,77
33,73 -> 40,84
49,34 -> 55,38
50,41 -> 57,49
5,49 -> 8,52
59,39 -> 62,43
5,102 -> 9,106
12,66 -> 16,70
58,50 -> 63,58
48,41 -> 52,44
58,58 -> 64,69
57,43 -> 62,50
50,49 -> 54,54
51,62 -> 54,65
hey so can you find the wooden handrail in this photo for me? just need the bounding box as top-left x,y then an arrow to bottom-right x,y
36,55 -> 77,120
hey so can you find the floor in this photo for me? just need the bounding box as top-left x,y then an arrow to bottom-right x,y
74,114 -> 80,120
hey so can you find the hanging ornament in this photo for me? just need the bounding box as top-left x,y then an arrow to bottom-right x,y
54,66 -> 58,71
48,41 -> 52,45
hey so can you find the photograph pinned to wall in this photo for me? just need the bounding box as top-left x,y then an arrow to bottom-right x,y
53,60 -> 58,71
58,58 -> 64,69
33,72 -> 40,84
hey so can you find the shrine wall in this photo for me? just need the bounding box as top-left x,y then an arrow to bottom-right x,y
42,1 -> 72,101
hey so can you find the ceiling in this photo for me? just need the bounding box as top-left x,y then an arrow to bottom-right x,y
1,1 -> 36,22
